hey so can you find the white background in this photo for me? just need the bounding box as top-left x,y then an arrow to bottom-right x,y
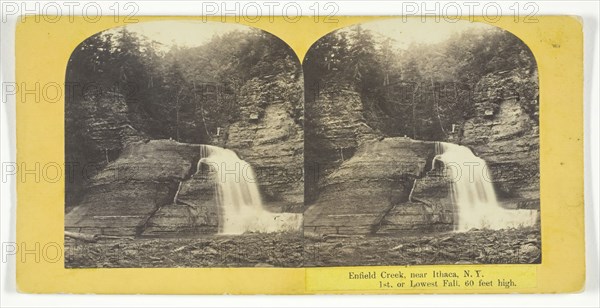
1,1 -> 598,307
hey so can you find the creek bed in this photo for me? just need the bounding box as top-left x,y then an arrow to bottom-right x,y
65,228 -> 540,268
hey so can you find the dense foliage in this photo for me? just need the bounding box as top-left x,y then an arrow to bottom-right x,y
66,27 -> 301,145
303,25 -> 538,140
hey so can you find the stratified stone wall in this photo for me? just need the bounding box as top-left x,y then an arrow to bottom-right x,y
226,73 -> 304,212
65,140 -> 214,236
461,70 -> 540,208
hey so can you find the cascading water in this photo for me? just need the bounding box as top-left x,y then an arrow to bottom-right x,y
197,145 -> 302,234
432,142 -> 538,231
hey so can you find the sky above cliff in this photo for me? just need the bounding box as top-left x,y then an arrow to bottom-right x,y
357,18 -> 494,49
119,21 -> 251,48
117,19 -> 494,52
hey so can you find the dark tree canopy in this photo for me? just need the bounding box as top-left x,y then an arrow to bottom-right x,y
303,24 -> 538,141
67,26 -> 301,145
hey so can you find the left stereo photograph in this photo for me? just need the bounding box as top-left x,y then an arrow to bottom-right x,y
64,21 -> 305,268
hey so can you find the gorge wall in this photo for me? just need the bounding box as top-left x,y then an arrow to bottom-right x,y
460,69 -> 540,210
304,84 -> 378,204
225,73 -> 304,213
66,73 -> 305,236
65,91 -> 147,208
66,54 -> 539,237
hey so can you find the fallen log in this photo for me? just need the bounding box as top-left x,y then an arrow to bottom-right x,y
97,235 -> 134,240
65,231 -> 100,242
324,234 -> 364,239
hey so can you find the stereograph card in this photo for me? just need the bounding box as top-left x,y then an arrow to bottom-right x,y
14,15 -> 584,294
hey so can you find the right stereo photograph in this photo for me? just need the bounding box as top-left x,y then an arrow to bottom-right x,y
303,18 -> 540,267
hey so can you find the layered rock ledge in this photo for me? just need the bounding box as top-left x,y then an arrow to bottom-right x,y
65,140 -> 205,236
304,137 -> 455,235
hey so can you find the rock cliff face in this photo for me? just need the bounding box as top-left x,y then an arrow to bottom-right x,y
65,140 -> 218,236
141,172 -> 219,237
226,74 -> 304,212
72,91 -> 147,159
65,91 -> 147,207
460,70 -> 540,209
304,85 -> 378,204
304,138 -> 446,234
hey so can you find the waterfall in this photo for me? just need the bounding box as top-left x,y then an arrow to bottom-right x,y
198,145 -> 302,234
433,142 -> 538,231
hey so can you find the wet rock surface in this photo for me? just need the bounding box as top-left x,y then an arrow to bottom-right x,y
141,204 -> 219,237
141,173 -> 220,237
378,169 -> 455,234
